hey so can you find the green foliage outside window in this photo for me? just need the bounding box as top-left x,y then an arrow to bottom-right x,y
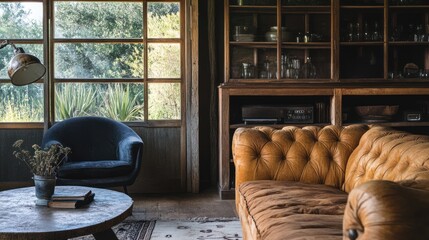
0,1 -> 182,122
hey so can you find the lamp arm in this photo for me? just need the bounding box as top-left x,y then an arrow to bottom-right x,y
0,40 -> 18,51
0,40 -> 9,50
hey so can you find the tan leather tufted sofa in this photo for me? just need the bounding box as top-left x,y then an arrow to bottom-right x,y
232,125 -> 429,240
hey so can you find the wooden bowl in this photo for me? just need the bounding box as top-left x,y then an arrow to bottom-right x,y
355,105 -> 399,123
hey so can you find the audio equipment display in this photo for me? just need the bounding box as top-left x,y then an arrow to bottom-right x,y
242,105 -> 314,124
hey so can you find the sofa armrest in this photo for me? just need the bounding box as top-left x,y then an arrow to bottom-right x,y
343,180 -> 429,240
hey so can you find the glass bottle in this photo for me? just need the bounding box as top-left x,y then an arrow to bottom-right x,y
263,56 -> 271,79
241,62 -> 254,79
301,57 -> 317,79
363,22 -> 370,41
355,23 -> 361,41
372,21 -> 381,41
347,23 -> 354,42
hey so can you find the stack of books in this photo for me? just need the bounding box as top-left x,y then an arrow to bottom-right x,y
48,190 -> 95,209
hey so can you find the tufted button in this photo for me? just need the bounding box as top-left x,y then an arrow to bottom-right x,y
348,229 -> 358,240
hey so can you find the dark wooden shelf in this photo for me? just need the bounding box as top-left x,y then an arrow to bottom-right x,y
228,79 -> 333,83
340,5 -> 384,9
230,123 -> 329,129
389,41 -> 429,46
340,42 -> 384,46
282,42 -> 331,49
230,5 -> 276,13
229,42 -> 277,48
389,5 -> 429,9
344,121 -> 429,127
281,5 -> 331,14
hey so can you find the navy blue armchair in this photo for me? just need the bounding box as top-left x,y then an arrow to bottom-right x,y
41,116 -> 143,194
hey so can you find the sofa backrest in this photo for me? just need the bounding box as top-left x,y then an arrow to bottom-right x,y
344,126 -> 429,193
232,125 -> 369,195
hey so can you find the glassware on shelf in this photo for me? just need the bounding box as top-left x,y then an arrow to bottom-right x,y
372,22 -> 383,41
347,23 -> 355,42
414,24 -> 426,42
291,57 -> 301,79
241,62 -> 255,79
363,22 -> 371,41
233,26 -> 255,42
355,23 -> 361,41
304,32 -> 312,43
235,0 -> 255,6
301,57 -> 317,78
281,54 -> 288,78
296,32 -> 303,43
260,56 -> 274,79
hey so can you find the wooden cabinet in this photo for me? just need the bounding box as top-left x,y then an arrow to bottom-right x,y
219,0 -> 429,199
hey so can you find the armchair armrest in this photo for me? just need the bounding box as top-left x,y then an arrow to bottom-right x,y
343,180 -> 429,240
118,136 -> 143,165
42,140 -> 63,148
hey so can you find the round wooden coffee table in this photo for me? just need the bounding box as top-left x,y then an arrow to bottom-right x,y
0,186 -> 133,240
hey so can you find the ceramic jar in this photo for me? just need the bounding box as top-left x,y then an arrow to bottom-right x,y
265,26 -> 291,42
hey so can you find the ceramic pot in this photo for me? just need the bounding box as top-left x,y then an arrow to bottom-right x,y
265,26 -> 291,42
33,175 -> 56,205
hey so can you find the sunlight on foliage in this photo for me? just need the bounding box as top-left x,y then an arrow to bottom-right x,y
55,83 -> 97,120
101,84 -> 143,121
149,83 -> 180,120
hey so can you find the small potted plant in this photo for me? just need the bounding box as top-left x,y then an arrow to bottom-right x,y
12,140 -> 71,205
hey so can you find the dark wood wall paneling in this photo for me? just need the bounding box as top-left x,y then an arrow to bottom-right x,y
0,129 -> 43,184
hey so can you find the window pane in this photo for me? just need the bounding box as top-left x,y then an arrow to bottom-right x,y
148,83 -> 180,120
0,83 -> 43,122
54,43 -> 144,78
55,83 -> 144,121
148,2 -> 180,38
54,2 -> 143,39
0,2 -> 43,39
148,43 -> 180,78
0,44 -> 43,79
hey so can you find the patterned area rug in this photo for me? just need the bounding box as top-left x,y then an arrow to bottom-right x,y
150,220 -> 242,240
71,220 -> 242,240
71,220 -> 155,240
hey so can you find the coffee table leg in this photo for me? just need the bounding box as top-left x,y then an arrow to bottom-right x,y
93,228 -> 118,240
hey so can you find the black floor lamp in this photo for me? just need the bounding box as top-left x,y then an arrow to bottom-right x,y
0,40 -> 46,85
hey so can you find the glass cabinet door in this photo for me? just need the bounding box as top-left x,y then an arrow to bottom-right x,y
226,0 -> 332,82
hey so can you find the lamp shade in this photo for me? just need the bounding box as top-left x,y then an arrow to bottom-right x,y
8,52 -> 46,86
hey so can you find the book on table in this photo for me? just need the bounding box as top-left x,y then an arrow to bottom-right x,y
48,190 -> 95,209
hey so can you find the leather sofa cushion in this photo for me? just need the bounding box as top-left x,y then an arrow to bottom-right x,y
239,180 -> 347,240
58,160 -> 133,179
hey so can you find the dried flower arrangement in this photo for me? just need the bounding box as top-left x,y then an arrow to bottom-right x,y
12,140 -> 71,177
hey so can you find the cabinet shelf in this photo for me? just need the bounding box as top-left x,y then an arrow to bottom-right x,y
389,5 -> 429,9
229,78 -> 333,83
230,5 -> 276,13
282,42 -> 331,49
281,6 -> 331,14
230,123 -> 329,129
389,41 -> 429,46
340,6 -> 384,9
344,121 -> 429,127
340,42 -> 384,46
340,78 -> 429,83
230,42 -> 277,48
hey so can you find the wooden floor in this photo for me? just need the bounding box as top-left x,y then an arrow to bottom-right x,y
130,188 -> 238,221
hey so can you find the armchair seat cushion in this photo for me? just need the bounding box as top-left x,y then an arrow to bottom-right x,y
58,160 -> 133,179
238,180 -> 347,240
